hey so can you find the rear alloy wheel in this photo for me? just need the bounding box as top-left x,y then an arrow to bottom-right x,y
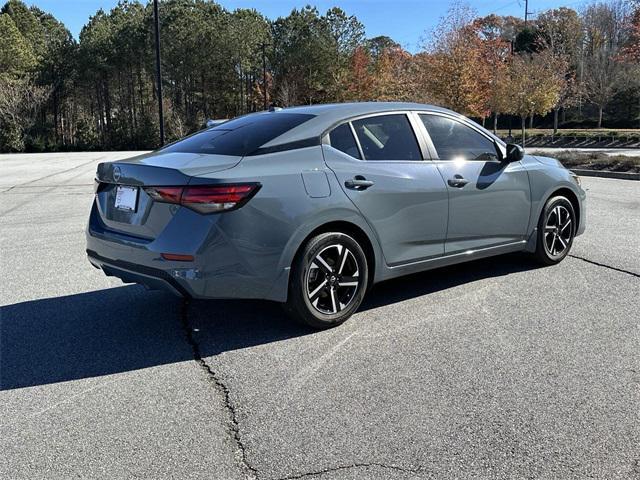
285,232 -> 368,329
534,195 -> 576,265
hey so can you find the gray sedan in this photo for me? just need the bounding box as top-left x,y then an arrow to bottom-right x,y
87,102 -> 586,328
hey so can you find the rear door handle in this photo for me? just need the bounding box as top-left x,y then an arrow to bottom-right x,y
448,175 -> 469,188
345,176 -> 374,190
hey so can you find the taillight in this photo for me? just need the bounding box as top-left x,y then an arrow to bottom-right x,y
143,183 -> 260,214
145,186 -> 183,204
181,185 -> 257,213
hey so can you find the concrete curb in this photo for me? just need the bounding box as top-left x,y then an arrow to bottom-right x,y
570,169 -> 640,181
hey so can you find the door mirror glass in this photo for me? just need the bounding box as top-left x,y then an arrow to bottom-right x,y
505,143 -> 525,162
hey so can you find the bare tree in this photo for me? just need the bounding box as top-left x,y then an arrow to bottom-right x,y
581,1 -> 630,128
275,77 -> 297,107
0,76 -> 50,151
537,7 -> 584,132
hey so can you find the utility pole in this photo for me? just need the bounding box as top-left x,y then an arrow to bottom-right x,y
153,0 -> 165,146
524,0 -> 534,25
261,42 -> 268,110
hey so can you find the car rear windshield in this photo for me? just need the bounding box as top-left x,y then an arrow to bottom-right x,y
160,112 -> 316,156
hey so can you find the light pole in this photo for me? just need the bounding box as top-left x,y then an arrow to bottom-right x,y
153,0 -> 165,146
262,42 -> 267,110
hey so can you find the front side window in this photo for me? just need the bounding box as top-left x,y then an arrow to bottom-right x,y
420,114 -> 500,161
329,123 -> 361,159
351,114 -> 422,161
161,112 -> 315,156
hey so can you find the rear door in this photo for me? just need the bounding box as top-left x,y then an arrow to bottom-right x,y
418,113 -> 531,254
323,112 -> 448,266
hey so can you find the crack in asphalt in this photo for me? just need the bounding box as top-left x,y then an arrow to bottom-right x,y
569,254 -> 640,278
0,169 -> 95,217
1,157 -> 104,193
175,254 -> 632,480
275,462 -> 424,479
179,299 -> 259,480
178,299 -> 426,480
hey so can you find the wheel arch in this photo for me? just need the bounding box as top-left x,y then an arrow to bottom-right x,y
547,187 -> 581,228
290,220 -> 377,289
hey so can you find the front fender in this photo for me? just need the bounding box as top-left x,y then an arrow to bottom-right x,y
523,155 -> 586,249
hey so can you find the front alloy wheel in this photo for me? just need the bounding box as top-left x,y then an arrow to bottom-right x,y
285,232 -> 368,329
543,204 -> 573,257
535,195 -> 576,265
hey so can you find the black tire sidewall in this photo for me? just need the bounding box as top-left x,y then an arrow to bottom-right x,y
287,232 -> 368,329
536,195 -> 576,264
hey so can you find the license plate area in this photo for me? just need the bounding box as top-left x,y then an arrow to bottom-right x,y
114,185 -> 138,212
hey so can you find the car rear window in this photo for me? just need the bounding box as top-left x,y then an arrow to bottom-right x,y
161,113 -> 316,156
329,123 -> 361,159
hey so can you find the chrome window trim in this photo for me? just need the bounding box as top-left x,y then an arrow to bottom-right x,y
348,122 -> 365,160
324,111 -> 427,163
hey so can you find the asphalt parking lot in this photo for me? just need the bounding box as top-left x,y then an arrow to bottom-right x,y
1,152 -> 639,479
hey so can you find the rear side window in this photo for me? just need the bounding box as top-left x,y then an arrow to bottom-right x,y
351,114 -> 421,161
420,114 -> 499,161
329,123 -> 361,159
161,113 -> 315,156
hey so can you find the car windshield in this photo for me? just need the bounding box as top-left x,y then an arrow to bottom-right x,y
161,112 -> 316,156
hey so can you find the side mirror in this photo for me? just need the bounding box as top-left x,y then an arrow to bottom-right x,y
505,143 -> 524,162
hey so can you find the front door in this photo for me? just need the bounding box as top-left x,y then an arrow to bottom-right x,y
418,113 -> 531,254
323,113 -> 448,266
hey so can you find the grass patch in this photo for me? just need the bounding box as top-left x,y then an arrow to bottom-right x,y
495,129 -> 640,138
538,150 -> 640,173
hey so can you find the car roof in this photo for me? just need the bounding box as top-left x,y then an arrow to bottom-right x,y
257,102 -> 467,149
279,101 -> 455,117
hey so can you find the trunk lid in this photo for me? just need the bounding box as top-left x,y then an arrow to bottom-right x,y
96,151 -> 241,185
94,152 -> 241,239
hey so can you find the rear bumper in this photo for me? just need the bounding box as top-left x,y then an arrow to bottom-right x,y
87,250 -> 189,297
86,201 -> 290,301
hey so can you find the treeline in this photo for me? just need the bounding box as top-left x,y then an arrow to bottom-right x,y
0,0 -> 639,152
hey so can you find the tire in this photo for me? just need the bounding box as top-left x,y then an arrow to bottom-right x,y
534,195 -> 576,265
284,232 -> 368,329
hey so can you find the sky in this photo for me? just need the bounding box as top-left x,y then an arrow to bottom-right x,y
18,0 -> 588,53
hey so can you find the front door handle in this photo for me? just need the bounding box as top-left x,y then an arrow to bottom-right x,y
448,175 -> 469,188
345,176 -> 374,190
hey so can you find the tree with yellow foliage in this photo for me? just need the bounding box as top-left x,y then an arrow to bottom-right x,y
499,51 -> 564,146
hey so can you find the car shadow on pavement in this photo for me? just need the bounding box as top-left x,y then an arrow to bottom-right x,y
1,253 -> 540,391
362,252 -> 539,310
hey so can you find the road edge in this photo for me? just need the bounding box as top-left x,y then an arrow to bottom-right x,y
570,169 -> 640,181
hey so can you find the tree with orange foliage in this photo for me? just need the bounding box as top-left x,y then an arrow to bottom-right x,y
344,46 -> 374,101
418,3 -> 497,119
371,46 -> 415,101
621,6 -> 640,61
619,6 -> 640,127
344,44 -> 417,103
472,17 -> 512,132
